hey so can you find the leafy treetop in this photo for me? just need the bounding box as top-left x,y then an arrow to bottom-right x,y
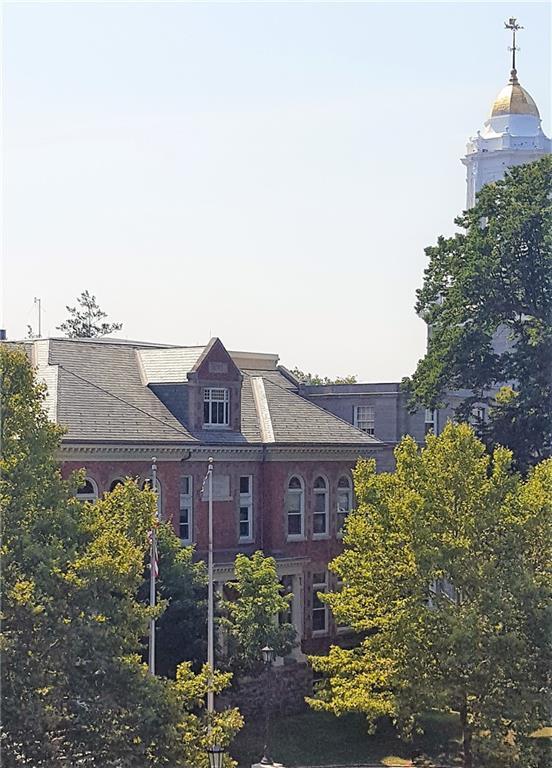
309,423 -> 551,768
290,367 -> 357,385
0,345 -> 242,767
221,551 -> 296,677
57,290 -> 123,338
406,157 -> 552,472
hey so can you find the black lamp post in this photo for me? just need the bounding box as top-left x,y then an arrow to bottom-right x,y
207,744 -> 226,768
259,645 -> 276,765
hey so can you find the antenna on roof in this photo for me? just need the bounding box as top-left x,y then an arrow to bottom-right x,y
34,297 -> 42,338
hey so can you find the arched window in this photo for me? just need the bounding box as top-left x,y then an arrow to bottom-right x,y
109,478 -> 125,492
286,476 -> 304,539
337,476 -> 353,535
313,476 -> 329,537
76,477 -> 99,502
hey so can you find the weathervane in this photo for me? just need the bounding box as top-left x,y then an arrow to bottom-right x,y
505,17 -> 523,83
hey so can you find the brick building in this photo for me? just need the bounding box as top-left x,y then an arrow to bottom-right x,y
17,335 -> 381,659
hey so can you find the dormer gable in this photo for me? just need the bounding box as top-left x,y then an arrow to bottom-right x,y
186,338 -> 243,432
189,337 -> 242,382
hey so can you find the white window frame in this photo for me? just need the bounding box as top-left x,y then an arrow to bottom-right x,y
336,475 -> 353,537
354,405 -> 375,435
425,408 -> 437,436
312,571 -> 328,636
286,476 -> 305,541
238,475 -> 253,542
179,475 -> 193,544
472,406 -> 486,424
76,477 -> 99,502
203,387 -> 230,428
312,475 -> 329,539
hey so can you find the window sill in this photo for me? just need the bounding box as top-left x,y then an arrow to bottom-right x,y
239,537 -> 254,544
336,626 -> 351,635
202,424 -> 231,430
312,533 -> 330,540
312,629 -> 329,638
286,535 -> 305,542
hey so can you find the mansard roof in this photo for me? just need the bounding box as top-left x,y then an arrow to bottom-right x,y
15,337 -> 380,449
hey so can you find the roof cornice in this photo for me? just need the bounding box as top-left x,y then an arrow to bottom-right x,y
58,444 -> 192,462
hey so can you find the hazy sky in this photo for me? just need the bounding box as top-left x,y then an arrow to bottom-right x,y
2,1 -> 550,381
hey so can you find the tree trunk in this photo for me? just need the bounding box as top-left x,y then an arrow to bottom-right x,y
460,696 -> 473,768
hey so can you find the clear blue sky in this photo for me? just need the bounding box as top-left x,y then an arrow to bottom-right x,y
2,1 -> 550,380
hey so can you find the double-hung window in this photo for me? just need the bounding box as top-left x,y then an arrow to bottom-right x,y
312,571 -> 328,635
313,476 -> 329,537
354,405 -> 375,435
179,475 -> 193,543
286,476 -> 304,539
239,475 -> 253,542
203,388 -> 229,427
337,476 -> 353,535
425,408 -> 437,435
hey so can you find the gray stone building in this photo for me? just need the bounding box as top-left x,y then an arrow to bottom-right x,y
300,381 -> 428,471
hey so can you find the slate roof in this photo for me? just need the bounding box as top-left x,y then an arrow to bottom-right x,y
19,337 -> 380,448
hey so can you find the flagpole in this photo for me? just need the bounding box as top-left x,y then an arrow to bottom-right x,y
148,457 -> 158,676
207,456 -> 215,715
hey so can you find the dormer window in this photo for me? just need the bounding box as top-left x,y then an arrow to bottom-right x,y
203,387 -> 229,427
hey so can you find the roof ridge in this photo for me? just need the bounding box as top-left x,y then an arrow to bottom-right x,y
250,376 -> 275,443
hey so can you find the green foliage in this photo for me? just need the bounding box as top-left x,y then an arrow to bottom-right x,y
140,523 -> 207,677
0,345 -> 242,766
290,367 -> 358,385
308,423 -> 551,768
407,157 -> 552,472
57,290 -> 123,338
221,551 -> 296,676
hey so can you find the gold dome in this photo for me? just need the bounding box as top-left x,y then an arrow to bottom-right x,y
491,76 -> 540,118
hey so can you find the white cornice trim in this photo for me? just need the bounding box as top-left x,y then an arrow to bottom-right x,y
58,444 -> 192,462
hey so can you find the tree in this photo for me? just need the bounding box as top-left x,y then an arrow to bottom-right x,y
140,522 -> 207,678
406,157 -> 552,472
290,367 -> 357,385
308,423 -> 551,768
0,345 -> 242,767
57,290 -> 122,338
221,551 -> 296,677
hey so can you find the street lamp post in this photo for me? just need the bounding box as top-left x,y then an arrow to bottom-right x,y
259,644 -> 276,766
207,744 -> 227,768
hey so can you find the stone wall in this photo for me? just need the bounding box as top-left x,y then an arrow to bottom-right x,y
227,662 -> 313,719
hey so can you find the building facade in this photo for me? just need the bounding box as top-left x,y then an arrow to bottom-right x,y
17,335 -> 381,661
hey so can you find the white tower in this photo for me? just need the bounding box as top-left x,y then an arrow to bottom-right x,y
462,18 -> 551,209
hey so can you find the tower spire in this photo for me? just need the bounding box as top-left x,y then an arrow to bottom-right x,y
505,17 -> 523,84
